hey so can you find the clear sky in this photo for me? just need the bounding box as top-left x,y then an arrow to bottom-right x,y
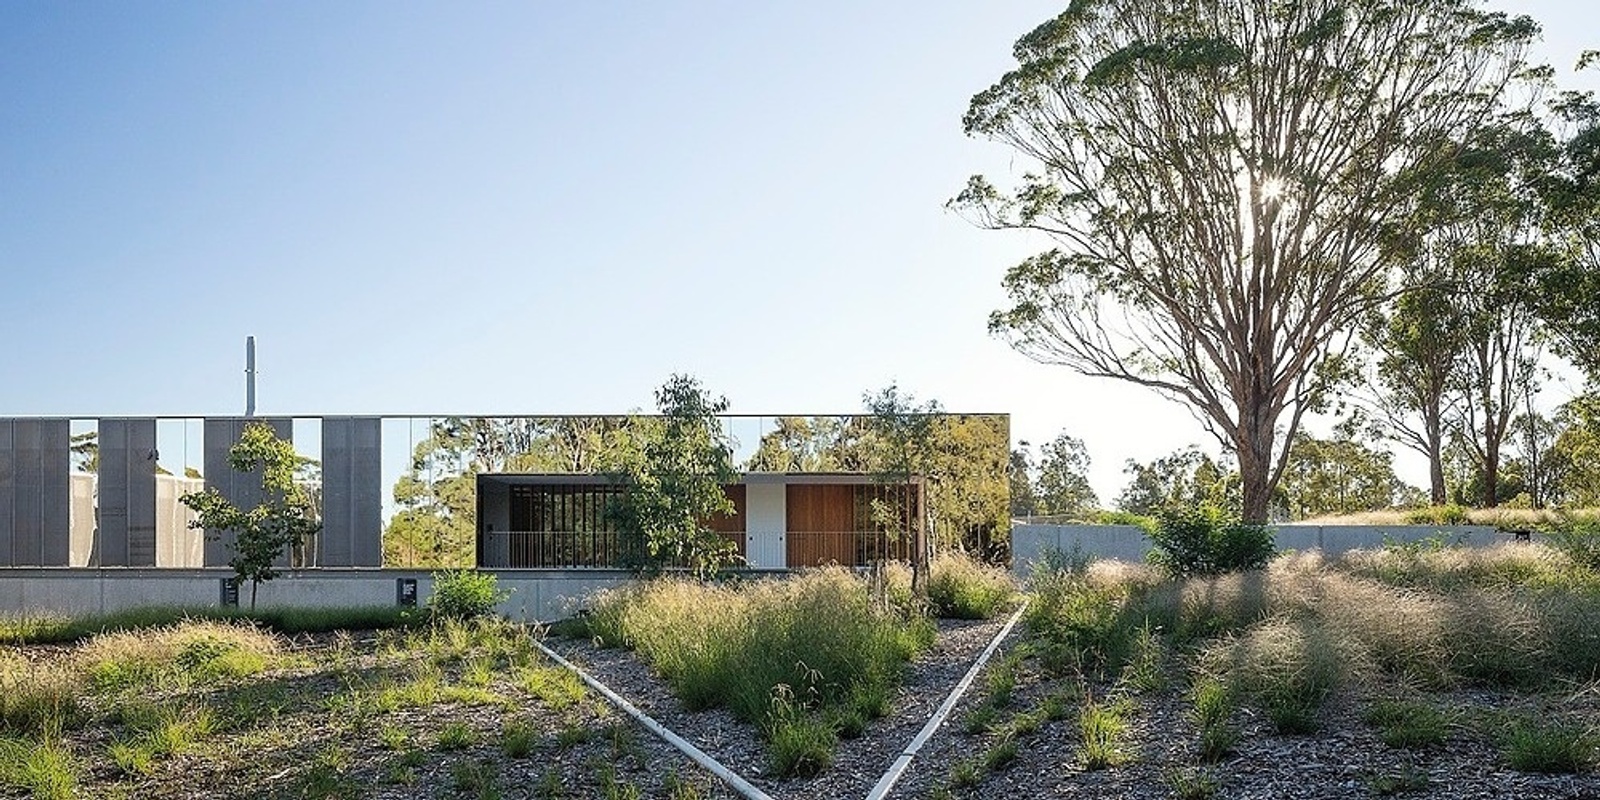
2,2 -> 1595,502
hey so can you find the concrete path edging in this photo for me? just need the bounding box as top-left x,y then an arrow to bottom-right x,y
531,638 -> 778,800
863,600 -> 1030,800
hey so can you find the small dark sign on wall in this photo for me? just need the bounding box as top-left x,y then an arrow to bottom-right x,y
220,577 -> 240,608
396,577 -> 418,607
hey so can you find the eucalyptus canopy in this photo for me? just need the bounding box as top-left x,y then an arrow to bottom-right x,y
962,0 -> 1538,520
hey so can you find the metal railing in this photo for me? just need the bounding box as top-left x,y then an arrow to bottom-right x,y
482,530 -> 745,569
481,530 -> 914,569
780,530 -> 914,568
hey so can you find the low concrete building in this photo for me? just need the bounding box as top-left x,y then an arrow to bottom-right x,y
477,472 -> 925,570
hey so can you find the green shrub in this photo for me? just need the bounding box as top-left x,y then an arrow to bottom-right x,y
0,736 -> 79,800
500,720 -> 538,758
983,735 -> 1019,770
519,665 -> 586,710
962,703 -> 1000,735
0,657 -> 82,736
1366,766 -> 1430,795
984,653 -> 1020,708
1034,544 -> 1096,575
1024,561 -> 1172,678
0,605 -> 419,647
1090,510 -> 1159,532
429,570 -> 510,620
949,758 -> 981,788
927,553 -> 1015,619
451,758 -> 500,797
1364,699 -> 1448,750
1503,720 -> 1596,774
1147,505 -> 1274,577
1403,504 -> 1471,526
1078,697 -> 1131,769
1120,621 -> 1167,693
1546,514 -> 1600,571
585,567 -> 925,767
1441,590 -> 1546,689
1164,767 -> 1220,800
766,689 -> 836,779
1190,678 -> 1237,763
107,703 -> 216,776
436,721 -> 476,751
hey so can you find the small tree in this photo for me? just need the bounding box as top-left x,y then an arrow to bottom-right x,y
181,422 -> 321,610
863,385 -> 938,595
606,374 -> 739,577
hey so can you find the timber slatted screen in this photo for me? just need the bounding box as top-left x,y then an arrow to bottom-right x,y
784,483 -> 920,567
503,483 -> 746,567
507,484 -> 622,568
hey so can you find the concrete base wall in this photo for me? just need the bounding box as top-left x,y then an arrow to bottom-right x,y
1011,523 -> 1506,575
0,569 -> 653,623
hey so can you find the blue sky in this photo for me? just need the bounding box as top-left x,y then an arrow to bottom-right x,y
2,2 -> 1596,500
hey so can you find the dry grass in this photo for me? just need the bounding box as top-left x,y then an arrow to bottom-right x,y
581,566 -> 935,775
927,552 -> 1017,619
1339,541 -> 1596,592
1202,616 -> 1350,733
77,620 -> 283,693
1299,507 -> 1600,529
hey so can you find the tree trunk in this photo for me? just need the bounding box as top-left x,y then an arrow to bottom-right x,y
1424,401 -> 1448,505
1429,453 -> 1447,506
1484,437 -> 1500,508
1236,417 -> 1277,524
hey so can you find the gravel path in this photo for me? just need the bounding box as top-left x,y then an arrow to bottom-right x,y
881,647 -> 1600,800
548,615 -> 1012,800
549,619 -> 1600,800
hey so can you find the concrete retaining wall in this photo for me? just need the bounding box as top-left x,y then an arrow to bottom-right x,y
1011,523 -> 1505,575
0,568 -> 655,622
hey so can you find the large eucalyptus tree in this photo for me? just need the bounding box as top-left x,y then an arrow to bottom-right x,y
961,0 -> 1538,520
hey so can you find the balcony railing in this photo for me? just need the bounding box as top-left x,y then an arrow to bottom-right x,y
480,530 -> 916,569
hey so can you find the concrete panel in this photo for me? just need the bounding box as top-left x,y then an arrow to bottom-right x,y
96,419 -> 158,566
1311,524 -> 1497,556
320,419 -> 352,566
0,421 -> 12,564
0,568 -> 639,624
97,419 -> 128,565
203,418 -> 291,566
11,420 -> 41,565
126,420 -> 158,566
39,419 -> 69,566
0,419 -> 70,566
1012,523 -> 1508,575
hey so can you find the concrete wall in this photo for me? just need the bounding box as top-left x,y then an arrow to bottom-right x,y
1012,523 -> 1506,575
97,418 -> 158,567
0,568 -> 644,623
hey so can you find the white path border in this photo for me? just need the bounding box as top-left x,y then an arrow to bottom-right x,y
531,639 -> 778,800
863,600 -> 1030,800
534,600 -> 1030,800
